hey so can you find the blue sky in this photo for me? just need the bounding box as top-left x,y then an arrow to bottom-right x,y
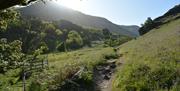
58,0 -> 180,26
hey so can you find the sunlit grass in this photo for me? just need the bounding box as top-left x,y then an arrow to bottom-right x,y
113,19 -> 180,91
0,47 -> 116,91
31,47 -> 116,91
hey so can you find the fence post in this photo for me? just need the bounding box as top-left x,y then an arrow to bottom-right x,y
22,64 -> 26,91
42,59 -> 44,69
46,55 -> 49,69
21,56 -> 49,91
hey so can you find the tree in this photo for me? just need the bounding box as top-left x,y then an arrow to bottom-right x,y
102,28 -> 111,39
66,30 -> 83,50
0,9 -> 18,30
56,42 -> 67,52
144,17 -> 154,26
0,38 -> 23,73
139,17 -> 155,35
0,0 -> 44,31
0,0 -> 37,30
55,29 -> 63,36
102,28 -> 114,46
38,42 -> 49,53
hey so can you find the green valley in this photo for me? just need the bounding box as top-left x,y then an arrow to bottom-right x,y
0,1 -> 180,91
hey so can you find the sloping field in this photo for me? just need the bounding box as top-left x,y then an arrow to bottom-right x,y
113,19 -> 180,91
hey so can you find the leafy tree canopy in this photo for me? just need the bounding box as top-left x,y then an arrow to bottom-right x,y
139,17 -> 155,35
0,9 -> 18,30
66,30 -> 83,50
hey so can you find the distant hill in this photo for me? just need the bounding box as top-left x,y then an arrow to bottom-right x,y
19,1 -> 139,37
154,4 -> 180,23
163,4 -> 180,17
139,4 -> 180,35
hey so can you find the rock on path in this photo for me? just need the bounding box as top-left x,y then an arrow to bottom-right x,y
93,59 -> 117,91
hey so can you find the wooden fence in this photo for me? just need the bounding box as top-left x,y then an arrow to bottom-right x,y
22,56 -> 48,91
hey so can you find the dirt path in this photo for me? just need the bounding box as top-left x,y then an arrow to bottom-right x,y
93,59 -> 118,91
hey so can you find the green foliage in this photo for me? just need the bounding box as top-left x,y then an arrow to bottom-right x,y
33,43 -> 49,56
1,17 -> 104,53
28,80 -> 42,91
139,17 -> 155,35
104,36 -> 133,47
66,30 -> 83,50
56,42 -> 66,52
38,42 -> 49,54
102,28 -> 133,47
0,37 -> 48,90
79,70 -> 93,85
0,39 -> 23,73
102,28 -> 111,39
75,70 -> 94,90
104,52 -> 119,59
0,9 -> 18,30
55,29 -> 63,36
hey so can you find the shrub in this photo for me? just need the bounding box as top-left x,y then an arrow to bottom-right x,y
28,80 -> 42,91
66,31 -> 83,50
0,39 -> 23,73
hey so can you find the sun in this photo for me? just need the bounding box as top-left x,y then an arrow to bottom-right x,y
56,0 -> 82,10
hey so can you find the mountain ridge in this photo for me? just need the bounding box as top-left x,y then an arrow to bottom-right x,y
19,1 -> 139,37
154,4 -> 180,23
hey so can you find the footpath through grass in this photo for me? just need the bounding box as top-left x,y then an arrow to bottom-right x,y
113,19 -> 180,91
0,47 -> 117,91
6,47 -> 116,91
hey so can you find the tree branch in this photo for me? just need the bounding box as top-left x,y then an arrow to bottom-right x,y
0,0 -> 41,10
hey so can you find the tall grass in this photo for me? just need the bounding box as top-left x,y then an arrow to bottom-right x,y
113,19 -> 180,91
29,47 -> 116,91
0,47 -> 116,91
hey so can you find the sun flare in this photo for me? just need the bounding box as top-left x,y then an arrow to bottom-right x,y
56,0 -> 82,10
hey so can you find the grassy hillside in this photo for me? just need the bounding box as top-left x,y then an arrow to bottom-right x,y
46,47 -> 117,90
113,18 -> 180,91
0,47 -> 117,91
139,4 -> 180,35
19,1 -> 139,37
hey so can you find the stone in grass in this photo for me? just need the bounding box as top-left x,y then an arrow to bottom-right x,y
96,66 -> 104,71
102,66 -> 111,74
103,75 -> 111,80
109,71 -> 112,75
107,59 -> 116,64
110,63 -> 116,69
176,60 -> 180,63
